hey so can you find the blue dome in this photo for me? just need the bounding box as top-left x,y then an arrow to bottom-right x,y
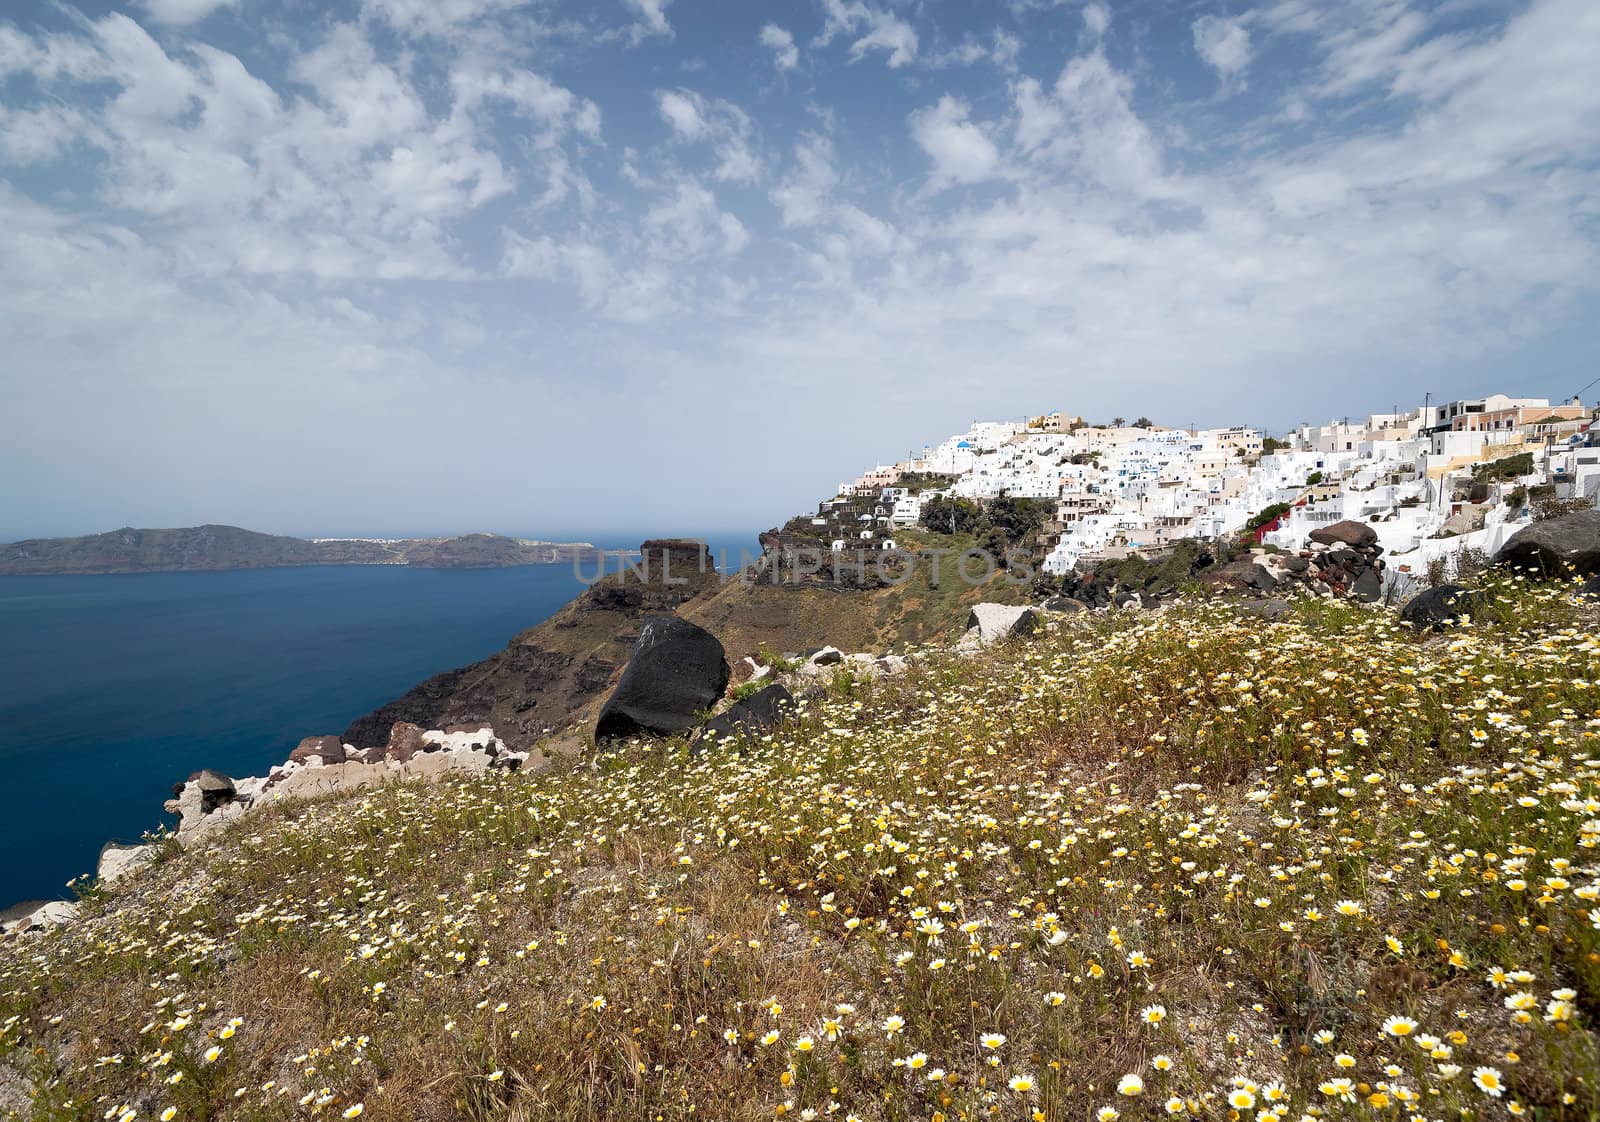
956,440 -> 972,448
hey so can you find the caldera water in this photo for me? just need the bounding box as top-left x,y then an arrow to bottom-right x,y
0,539 -> 757,907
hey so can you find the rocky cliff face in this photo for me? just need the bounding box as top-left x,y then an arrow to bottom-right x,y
343,541 -> 724,749
343,533 -> 1034,750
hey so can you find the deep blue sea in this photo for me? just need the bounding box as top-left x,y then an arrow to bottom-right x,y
0,538 -> 757,907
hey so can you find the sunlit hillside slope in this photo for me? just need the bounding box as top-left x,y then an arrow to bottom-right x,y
4,579 -> 1598,1121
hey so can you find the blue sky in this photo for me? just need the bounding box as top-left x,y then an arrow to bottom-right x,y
2,0 -> 1597,540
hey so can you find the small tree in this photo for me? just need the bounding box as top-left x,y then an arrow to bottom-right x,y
920,495 -> 985,535
987,495 -> 1049,545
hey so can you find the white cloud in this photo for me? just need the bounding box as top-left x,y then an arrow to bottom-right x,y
622,0 -> 673,40
1192,15 -> 1252,88
453,67 -> 604,143
925,29 -> 1022,70
645,181 -> 748,258
1082,3 -> 1110,38
816,0 -> 919,68
1012,50 -> 1173,199
4,0 -> 1600,538
136,0 -> 236,27
1315,7 -> 1431,97
656,89 -> 704,137
759,24 -> 800,71
771,133 -> 839,226
360,0 -> 531,36
0,14 -> 606,282
654,88 -> 761,184
850,16 -> 918,68
910,95 -> 999,186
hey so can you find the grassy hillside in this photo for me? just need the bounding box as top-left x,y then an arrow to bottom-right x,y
5,580 -> 1599,1120
685,529 -> 1038,657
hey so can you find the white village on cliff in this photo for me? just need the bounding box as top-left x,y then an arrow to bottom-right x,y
833,391 -> 1598,593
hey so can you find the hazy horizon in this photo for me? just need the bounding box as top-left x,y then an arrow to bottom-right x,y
0,520 -> 770,546
4,0 -> 1598,540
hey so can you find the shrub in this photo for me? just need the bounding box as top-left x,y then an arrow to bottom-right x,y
919,495 -> 985,535
728,680 -> 768,702
1472,451 -> 1534,482
1243,502 -> 1291,534
756,643 -> 801,672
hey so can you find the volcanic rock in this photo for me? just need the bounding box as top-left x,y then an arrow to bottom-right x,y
1309,520 -> 1379,549
695,684 -> 795,749
1400,584 -> 1475,630
289,735 -> 345,766
960,604 -> 1041,648
595,616 -> 730,742
1494,510 -> 1600,577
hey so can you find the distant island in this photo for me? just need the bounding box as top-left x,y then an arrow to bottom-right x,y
0,524 -> 621,575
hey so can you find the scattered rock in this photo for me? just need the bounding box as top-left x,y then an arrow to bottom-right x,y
1041,596 -> 1087,614
1400,584 -> 1474,630
595,616 -> 730,742
732,656 -> 770,685
1,899 -> 78,937
164,769 -> 240,834
1198,559 -> 1279,596
191,769 -> 236,813
97,842 -> 158,886
1309,520 -> 1379,549
1494,510 -> 1600,576
1236,598 -> 1292,622
1241,564 -> 1279,592
383,721 -> 429,764
288,735 -> 345,766
695,684 -> 795,749
809,647 -> 844,667
1351,567 -> 1383,603
959,604 -> 1041,649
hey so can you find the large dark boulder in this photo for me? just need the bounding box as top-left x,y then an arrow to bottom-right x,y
1351,568 -> 1383,603
595,616 -> 730,742
1242,563 -> 1279,592
1400,584 -> 1474,630
1495,510 -> 1600,577
1310,520 -> 1378,549
694,684 -> 795,750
